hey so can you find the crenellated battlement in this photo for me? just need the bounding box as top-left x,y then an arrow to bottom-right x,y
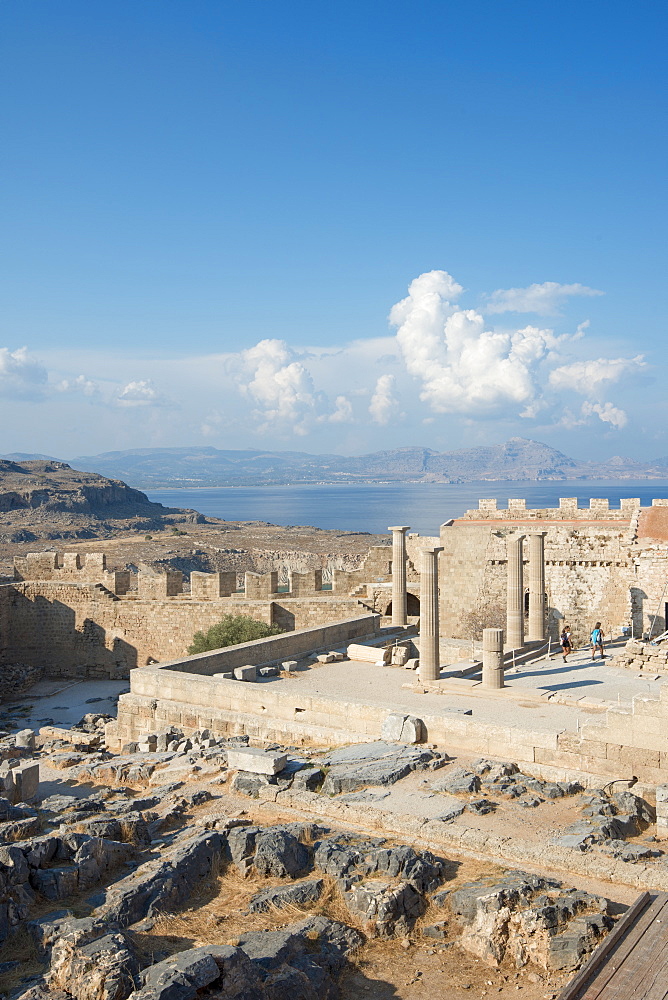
462,497 -> 648,520
13,551 -> 132,595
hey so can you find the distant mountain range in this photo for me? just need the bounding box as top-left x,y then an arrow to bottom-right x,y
5,438 -> 668,488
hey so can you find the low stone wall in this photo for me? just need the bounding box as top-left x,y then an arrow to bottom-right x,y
112,639 -> 668,790
610,638 -> 668,674
159,614 -> 380,675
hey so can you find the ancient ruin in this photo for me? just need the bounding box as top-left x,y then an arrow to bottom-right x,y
4,496 -> 668,998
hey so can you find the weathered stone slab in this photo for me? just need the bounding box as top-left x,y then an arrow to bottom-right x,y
227,748 -> 287,775
233,665 -> 257,682
346,643 -> 386,663
320,745 -> 437,795
253,828 -> 310,878
380,713 -> 425,743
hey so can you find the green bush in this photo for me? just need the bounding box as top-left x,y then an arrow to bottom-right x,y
187,614 -> 284,654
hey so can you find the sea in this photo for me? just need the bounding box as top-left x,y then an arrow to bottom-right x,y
144,480 -> 668,537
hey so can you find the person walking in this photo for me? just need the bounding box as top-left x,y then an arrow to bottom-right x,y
560,625 -> 572,662
590,622 -> 605,660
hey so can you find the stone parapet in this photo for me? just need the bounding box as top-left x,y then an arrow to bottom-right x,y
460,498 -> 645,521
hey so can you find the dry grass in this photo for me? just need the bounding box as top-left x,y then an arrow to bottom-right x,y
145,865 -> 363,955
0,926 -> 43,994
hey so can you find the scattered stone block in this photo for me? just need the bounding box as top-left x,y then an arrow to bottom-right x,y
291,766 -> 324,792
467,798 -> 496,815
346,643 -> 386,663
233,665 -> 257,682
39,726 -> 100,749
380,713 -> 426,744
316,653 -> 336,663
328,651 -> 345,661
404,657 -> 419,670
212,671 -> 235,680
392,646 -> 409,666
281,660 -> 299,672
15,729 -> 36,749
259,665 -> 278,677
226,747 -> 288,775
13,761 -> 39,802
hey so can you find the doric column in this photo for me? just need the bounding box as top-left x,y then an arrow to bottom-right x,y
506,534 -> 525,649
388,526 -> 410,626
528,532 -> 546,642
419,547 -> 443,683
482,627 -> 505,689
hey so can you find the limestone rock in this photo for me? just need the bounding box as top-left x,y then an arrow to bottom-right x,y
448,872 -> 611,971
343,879 -> 425,937
90,831 -> 222,927
248,878 -> 324,913
47,931 -> 139,1000
320,743 -> 437,795
130,946 -> 233,999
434,768 -> 481,795
253,828 -> 310,878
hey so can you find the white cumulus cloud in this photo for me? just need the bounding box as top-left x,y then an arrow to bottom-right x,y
485,281 -> 603,316
0,347 -> 48,399
57,374 -> 98,397
549,356 -> 645,395
327,395 -> 354,423
116,379 -> 171,407
581,400 -> 628,429
390,271 -> 558,418
238,339 -> 320,436
369,374 -> 398,425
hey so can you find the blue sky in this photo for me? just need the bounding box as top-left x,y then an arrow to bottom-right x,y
1,1 -> 666,460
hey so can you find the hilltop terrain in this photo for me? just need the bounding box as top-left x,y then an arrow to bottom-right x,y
8,437 -> 666,487
0,459 -> 387,579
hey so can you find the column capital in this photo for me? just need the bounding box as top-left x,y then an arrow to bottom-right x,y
388,525 -> 411,533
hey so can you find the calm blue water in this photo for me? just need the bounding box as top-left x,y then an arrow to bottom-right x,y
145,480 -> 668,537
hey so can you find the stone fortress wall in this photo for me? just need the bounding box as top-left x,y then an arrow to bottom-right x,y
4,542 -> 429,679
439,496 -> 668,647
6,496 -> 668,682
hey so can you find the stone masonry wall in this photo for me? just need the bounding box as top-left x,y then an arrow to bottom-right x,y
111,655 -> 668,788
438,501 -> 652,646
0,582 -> 365,679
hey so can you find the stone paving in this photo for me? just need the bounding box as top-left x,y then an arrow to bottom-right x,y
288,635 -> 666,736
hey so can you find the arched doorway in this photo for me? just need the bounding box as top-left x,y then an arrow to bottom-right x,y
385,593 -> 420,616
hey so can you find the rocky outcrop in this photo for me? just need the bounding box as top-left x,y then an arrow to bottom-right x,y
448,871 -> 613,972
